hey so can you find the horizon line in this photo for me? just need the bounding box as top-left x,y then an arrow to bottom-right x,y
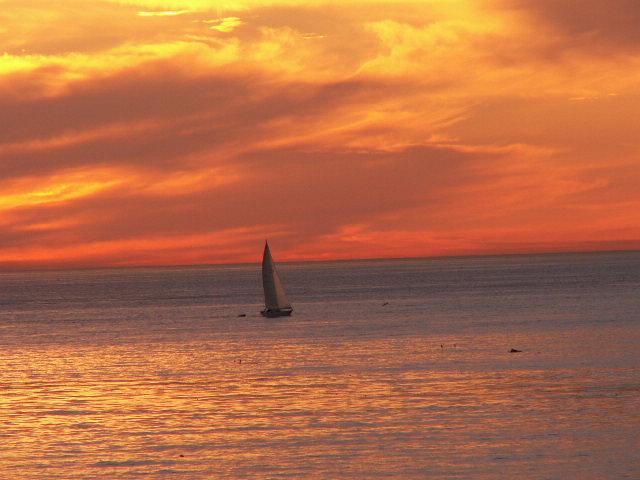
0,247 -> 638,274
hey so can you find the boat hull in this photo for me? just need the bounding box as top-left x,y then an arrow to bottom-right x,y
260,308 -> 293,318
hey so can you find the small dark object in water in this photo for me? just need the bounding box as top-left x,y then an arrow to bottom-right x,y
382,302 -> 389,306
440,344 -> 443,348
238,314 -> 246,317
179,454 -> 184,458
510,348 -> 522,353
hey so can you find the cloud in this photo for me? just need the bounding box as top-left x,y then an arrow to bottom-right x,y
503,0 -> 640,53
137,10 -> 191,17
206,17 -> 244,32
0,58 -> 404,179
0,0 -> 639,268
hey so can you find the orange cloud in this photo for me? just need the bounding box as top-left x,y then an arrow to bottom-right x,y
0,168 -> 122,212
0,0 -> 638,269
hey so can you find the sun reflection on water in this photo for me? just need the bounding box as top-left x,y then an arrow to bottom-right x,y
1,327 -> 638,479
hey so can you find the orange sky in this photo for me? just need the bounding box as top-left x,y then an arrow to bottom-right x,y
1,0 -> 639,269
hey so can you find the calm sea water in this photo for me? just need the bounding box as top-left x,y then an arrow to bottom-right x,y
0,251 -> 638,479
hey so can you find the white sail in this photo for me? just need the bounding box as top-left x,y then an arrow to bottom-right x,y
262,241 -> 291,311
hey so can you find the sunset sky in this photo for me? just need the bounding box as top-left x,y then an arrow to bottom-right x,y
1,0 -> 639,269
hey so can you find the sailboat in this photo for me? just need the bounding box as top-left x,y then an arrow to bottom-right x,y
261,241 -> 293,317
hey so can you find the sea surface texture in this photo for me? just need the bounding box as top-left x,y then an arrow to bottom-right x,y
1,251 -> 639,479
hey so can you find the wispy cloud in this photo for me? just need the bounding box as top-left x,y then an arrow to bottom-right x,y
137,10 -> 191,17
202,17 -> 244,33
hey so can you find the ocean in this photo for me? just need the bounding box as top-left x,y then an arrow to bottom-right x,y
0,251 -> 638,479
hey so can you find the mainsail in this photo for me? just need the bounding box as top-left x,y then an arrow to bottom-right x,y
262,241 -> 291,311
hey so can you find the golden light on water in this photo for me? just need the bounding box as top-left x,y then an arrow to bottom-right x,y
2,315 -> 638,477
